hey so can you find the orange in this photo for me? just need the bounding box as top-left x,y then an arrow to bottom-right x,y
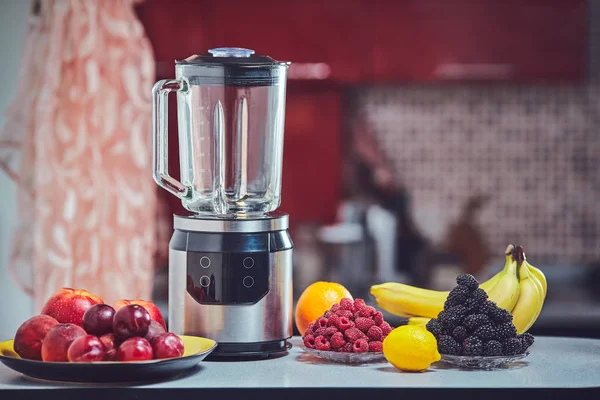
294,281 -> 353,336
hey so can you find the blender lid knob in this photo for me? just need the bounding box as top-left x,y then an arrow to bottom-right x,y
209,47 -> 255,58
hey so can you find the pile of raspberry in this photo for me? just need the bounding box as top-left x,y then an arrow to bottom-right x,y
302,298 -> 392,353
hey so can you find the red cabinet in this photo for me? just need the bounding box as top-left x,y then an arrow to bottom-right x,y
371,0 -> 587,82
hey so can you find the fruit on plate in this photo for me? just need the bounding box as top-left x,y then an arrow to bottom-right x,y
99,333 -> 118,352
41,288 -> 104,327
41,323 -> 86,362
115,300 -> 166,330
370,244 -> 547,335
302,297 -> 390,353
145,320 -> 166,344
67,335 -> 106,362
425,272 -> 535,356
370,245 -> 519,318
113,304 -> 151,340
13,315 -> 59,360
383,325 -> 441,372
295,281 -> 353,336
117,337 -> 154,361
152,333 -> 185,359
82,304 -> 116,336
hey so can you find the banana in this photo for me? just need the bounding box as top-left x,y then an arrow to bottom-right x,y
370,247 -> 517,318
512,261 -> 544,334
524,260 -> 547,298
485,258 -> 521,312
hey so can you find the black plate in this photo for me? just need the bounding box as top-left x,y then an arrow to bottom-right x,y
0,336 -> 217,383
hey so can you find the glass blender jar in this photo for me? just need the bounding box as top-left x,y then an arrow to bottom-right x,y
152,47 -> 289,216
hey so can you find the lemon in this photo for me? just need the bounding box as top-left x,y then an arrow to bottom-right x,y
383,325 -> 441,372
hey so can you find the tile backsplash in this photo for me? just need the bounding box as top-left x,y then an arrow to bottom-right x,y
351,84 -> 599,266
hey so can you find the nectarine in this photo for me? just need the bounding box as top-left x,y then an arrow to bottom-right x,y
41,323 -> 86,362
13,315 -> 59,360
41,288 -> 103,327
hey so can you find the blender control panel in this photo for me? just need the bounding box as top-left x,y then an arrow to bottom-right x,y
186,252 -> 270,305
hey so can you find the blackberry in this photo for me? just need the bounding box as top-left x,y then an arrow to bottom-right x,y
463,336 -> 483,356
472,324 -> 497,340
437,335 -> 462,355
452,325 -> 468,342
495,323 -> 517,340
456,274 -> 479,291
445,285 -> 470,308
470,288 -> 488,303
490,308 -> 513,323
438,305 -> 467,329
464,297 -> 483,311
477,300 -> 497,315
463,314 -> 490,331
483,340 -> 504,356
426,318 -> 444,338
519,333 -> 535,349
503,337 -> 523,355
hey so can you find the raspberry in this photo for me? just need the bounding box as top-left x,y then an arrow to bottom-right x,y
335,309 -> 353,319
355,317 -> 376,333
353,298 -> 366,312
368,341 -> 383,352
330,304 -> 340,313
352,339 -> 369,353
338,343 -> 353,353
313,327 -> 326,337
317,317 -> 328,328
373,311 -> 384,325
379,322 -> 393,337
327,314 -> 340,327
324,326 -> 338,336
344,327 -> 365,343
330,332 -> 346,348
324,311 -> 332,319
336,317 -> 354,331
314,335 -> 331,351
303,334 -> 316,349
340,298 -> 354,312
306,322 -> 316,333
367,325 -> 383,341
360,306 -> 376,317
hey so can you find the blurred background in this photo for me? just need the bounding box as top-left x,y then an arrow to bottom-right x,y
0,0 -> 598,339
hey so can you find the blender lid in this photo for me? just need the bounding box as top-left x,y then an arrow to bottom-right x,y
175,47 -> 289,86
176,47 -> 290,67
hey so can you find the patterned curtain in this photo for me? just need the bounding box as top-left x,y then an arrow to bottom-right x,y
0,0 -> 159,310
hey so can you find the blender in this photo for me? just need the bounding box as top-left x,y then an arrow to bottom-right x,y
152,48 -> 292,357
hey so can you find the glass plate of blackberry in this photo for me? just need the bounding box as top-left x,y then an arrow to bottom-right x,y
439,351 -> 530,370
299,345 -> 386,364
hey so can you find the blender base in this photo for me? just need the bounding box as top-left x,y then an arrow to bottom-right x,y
205,339 -> 292,360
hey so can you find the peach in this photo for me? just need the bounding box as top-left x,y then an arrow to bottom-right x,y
41,288 -> 104,327
114,299 -> 166,330
13,315 -> 59,360
41,323 -> 86,362
67,335 -> 106,362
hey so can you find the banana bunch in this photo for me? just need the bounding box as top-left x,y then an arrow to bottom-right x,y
370,245 -> 547,334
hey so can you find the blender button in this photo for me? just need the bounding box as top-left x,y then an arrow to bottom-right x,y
243,257 -> 254,269
200,276 -> 210,288
243,276 -> 254,288
200,256 -> 211,268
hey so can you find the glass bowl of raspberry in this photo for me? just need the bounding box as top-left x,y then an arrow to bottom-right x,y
300,298 -> 390,364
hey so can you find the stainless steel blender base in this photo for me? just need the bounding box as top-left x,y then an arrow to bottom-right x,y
168,213 -> 293,357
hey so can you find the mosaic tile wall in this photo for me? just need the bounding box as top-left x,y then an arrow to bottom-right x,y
351,84 -> 600,266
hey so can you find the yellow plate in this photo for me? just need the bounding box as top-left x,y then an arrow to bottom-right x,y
0,335 -> 217,382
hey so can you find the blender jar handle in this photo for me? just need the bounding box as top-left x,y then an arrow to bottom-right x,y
152,79 -> 190,199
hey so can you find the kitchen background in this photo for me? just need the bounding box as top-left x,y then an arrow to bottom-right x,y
0,0 -> 599,339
